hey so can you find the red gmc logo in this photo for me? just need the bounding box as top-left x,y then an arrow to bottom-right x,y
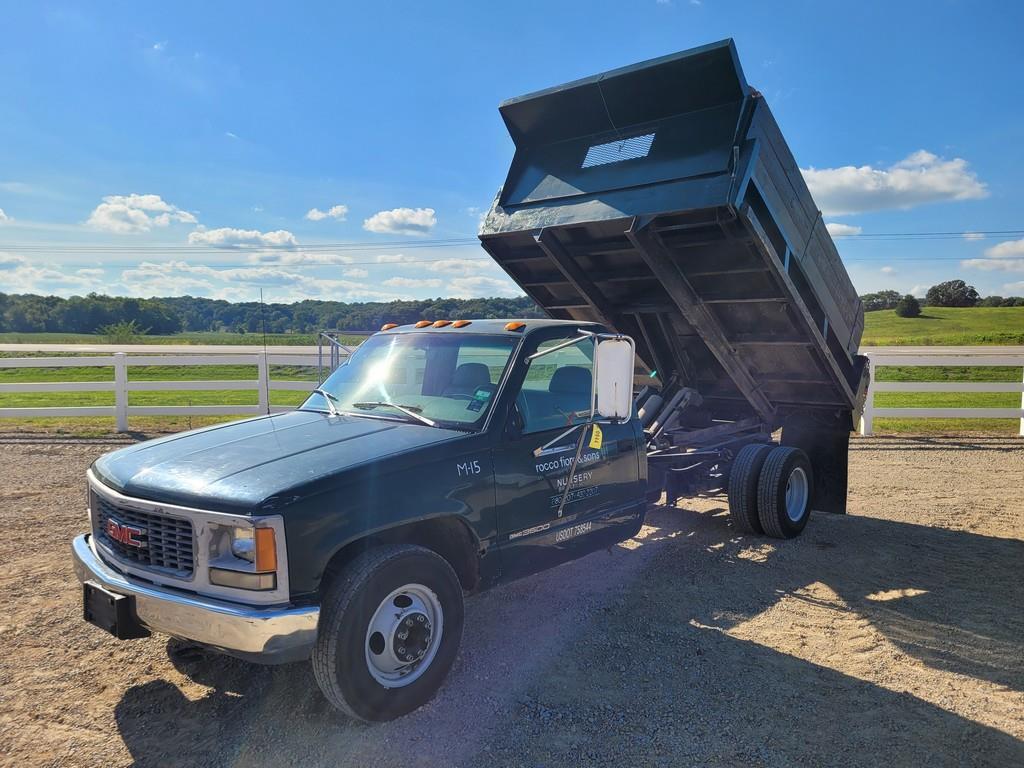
106,518 -> 147,549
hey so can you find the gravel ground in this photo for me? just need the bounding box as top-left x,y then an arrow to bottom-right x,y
0,434 -> 1021,767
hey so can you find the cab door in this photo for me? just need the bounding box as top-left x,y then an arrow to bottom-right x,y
492,333 -> 642,581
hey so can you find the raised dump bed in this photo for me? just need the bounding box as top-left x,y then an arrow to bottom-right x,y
479,39 -> 868,434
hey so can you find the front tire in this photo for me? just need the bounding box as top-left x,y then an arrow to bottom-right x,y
757,447 -> 814,538
312,544 -> 464,722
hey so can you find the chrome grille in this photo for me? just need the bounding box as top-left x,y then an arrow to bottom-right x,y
92,491 -> 195,577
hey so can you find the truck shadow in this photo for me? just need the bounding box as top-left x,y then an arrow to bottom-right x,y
112,503 -> 1023,767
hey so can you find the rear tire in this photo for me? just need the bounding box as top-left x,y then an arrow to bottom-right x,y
727,444 -> 773,534
757,447 -> 813,539
312,544 -> 464,722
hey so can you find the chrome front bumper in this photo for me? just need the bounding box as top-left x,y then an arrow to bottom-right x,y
72,534 -> 319,663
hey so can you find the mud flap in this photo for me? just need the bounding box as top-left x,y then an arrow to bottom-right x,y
781,412 -> 852,514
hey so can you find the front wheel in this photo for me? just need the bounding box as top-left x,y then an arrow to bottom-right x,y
757,446 -> 814,539
312,544 -> 464,721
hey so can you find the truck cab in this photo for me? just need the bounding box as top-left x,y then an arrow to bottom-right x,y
73,319 -> 646,721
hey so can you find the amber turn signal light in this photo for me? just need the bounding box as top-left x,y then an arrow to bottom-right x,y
414,320 -> 432,328
504,322 -> 526,331
432,320 -> 452,327
451,320 -> 471,328
254,528 -> 278,573
380,323 -> 399,331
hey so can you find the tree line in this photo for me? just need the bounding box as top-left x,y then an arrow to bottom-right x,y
0,292 -> 546,335
860,281 -> 1024,312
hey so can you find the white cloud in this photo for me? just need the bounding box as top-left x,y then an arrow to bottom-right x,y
188,226 -> 297,249
962,232 -> 984,241
984,239 -> 1024,259
246,251 -> 352,265
381,254 -> 497,275
1002,280 -> 1024,294
0,208 -> 9,223
880,266 -> 895,274
383,276 -> 442,289
87,193 -> 197,234
76,268 -> 104,277
344,267 -> 369,278
118,260 -> 410,302
825,222 -> 861,237
446,275 -> 523,298
0,253 -> 105,294
305,204 -> 349,222
801,150 -> 987,216
363,207 -> 436,236
225,131 -> 239,140
962,238 -> 1024,272
910,284 -> 928,298
152,41 -> 167,52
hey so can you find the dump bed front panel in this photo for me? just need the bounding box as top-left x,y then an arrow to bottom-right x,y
480,39 -> 865,424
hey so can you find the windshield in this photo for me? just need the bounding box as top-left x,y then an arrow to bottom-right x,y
302,333 -> 519,429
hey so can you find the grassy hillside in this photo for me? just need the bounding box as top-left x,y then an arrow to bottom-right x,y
861,307 -> 1024,346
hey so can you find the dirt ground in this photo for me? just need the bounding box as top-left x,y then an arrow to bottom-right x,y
0,434 -> 1021,767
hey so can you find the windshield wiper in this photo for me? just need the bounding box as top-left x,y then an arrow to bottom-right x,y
311,388 -> 341,416
352,401 -> 437,427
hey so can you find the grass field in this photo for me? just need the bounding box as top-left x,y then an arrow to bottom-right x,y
861,306 -> 1024,346
1,308 -> 1021,436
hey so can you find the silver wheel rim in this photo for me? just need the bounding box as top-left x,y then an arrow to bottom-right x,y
785,466 -> 809,522
364,583 -> 443,688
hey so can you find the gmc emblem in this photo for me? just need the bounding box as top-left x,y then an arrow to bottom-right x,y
106,518 -> 147,549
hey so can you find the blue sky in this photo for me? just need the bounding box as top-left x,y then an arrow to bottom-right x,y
2,1 -> 1023,303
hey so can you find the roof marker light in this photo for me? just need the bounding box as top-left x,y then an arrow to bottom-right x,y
451,320 -> 471,328
433,320 -> 452,327
505,322 -> 526,331
415,320 -> 432,328
380,323 -> 399,331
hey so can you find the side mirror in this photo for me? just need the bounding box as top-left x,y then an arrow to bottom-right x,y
594,337 -> 634,421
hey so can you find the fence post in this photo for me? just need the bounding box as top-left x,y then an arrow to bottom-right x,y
1019,365 -> 1024,437
114,352 -> 129,432
257,352 -> 270,415
859,356 -> 874,436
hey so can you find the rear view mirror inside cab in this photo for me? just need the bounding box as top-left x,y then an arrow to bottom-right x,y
595,338 -> 634,421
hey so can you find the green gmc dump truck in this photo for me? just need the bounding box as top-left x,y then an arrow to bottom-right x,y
72,40 -> 867,722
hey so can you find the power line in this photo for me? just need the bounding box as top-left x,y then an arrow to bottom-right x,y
2,228 -> 1022,254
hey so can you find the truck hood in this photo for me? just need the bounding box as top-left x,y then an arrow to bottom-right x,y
91,409 -> 467,513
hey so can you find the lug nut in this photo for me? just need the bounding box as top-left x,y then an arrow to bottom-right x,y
398,630 -> 408,640
398,646 -> 406,655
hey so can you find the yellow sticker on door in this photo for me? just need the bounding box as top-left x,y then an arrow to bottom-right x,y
588,423 -> 603,450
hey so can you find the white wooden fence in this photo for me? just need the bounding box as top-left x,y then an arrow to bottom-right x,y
859,346 -> 1024,436
2,345 -> 1023,435
0,350 -> 339,432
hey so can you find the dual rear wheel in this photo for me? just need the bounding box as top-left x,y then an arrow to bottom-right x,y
727,445 -> 813,538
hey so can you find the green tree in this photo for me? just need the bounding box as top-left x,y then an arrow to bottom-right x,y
925,280 -> 980,308
99,319 -> 147,343
895,295 -> 922,318
859,290 -> 902,312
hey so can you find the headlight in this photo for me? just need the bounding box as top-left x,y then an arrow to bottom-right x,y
208,522 -> 279,591
230,528 -> 256,562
